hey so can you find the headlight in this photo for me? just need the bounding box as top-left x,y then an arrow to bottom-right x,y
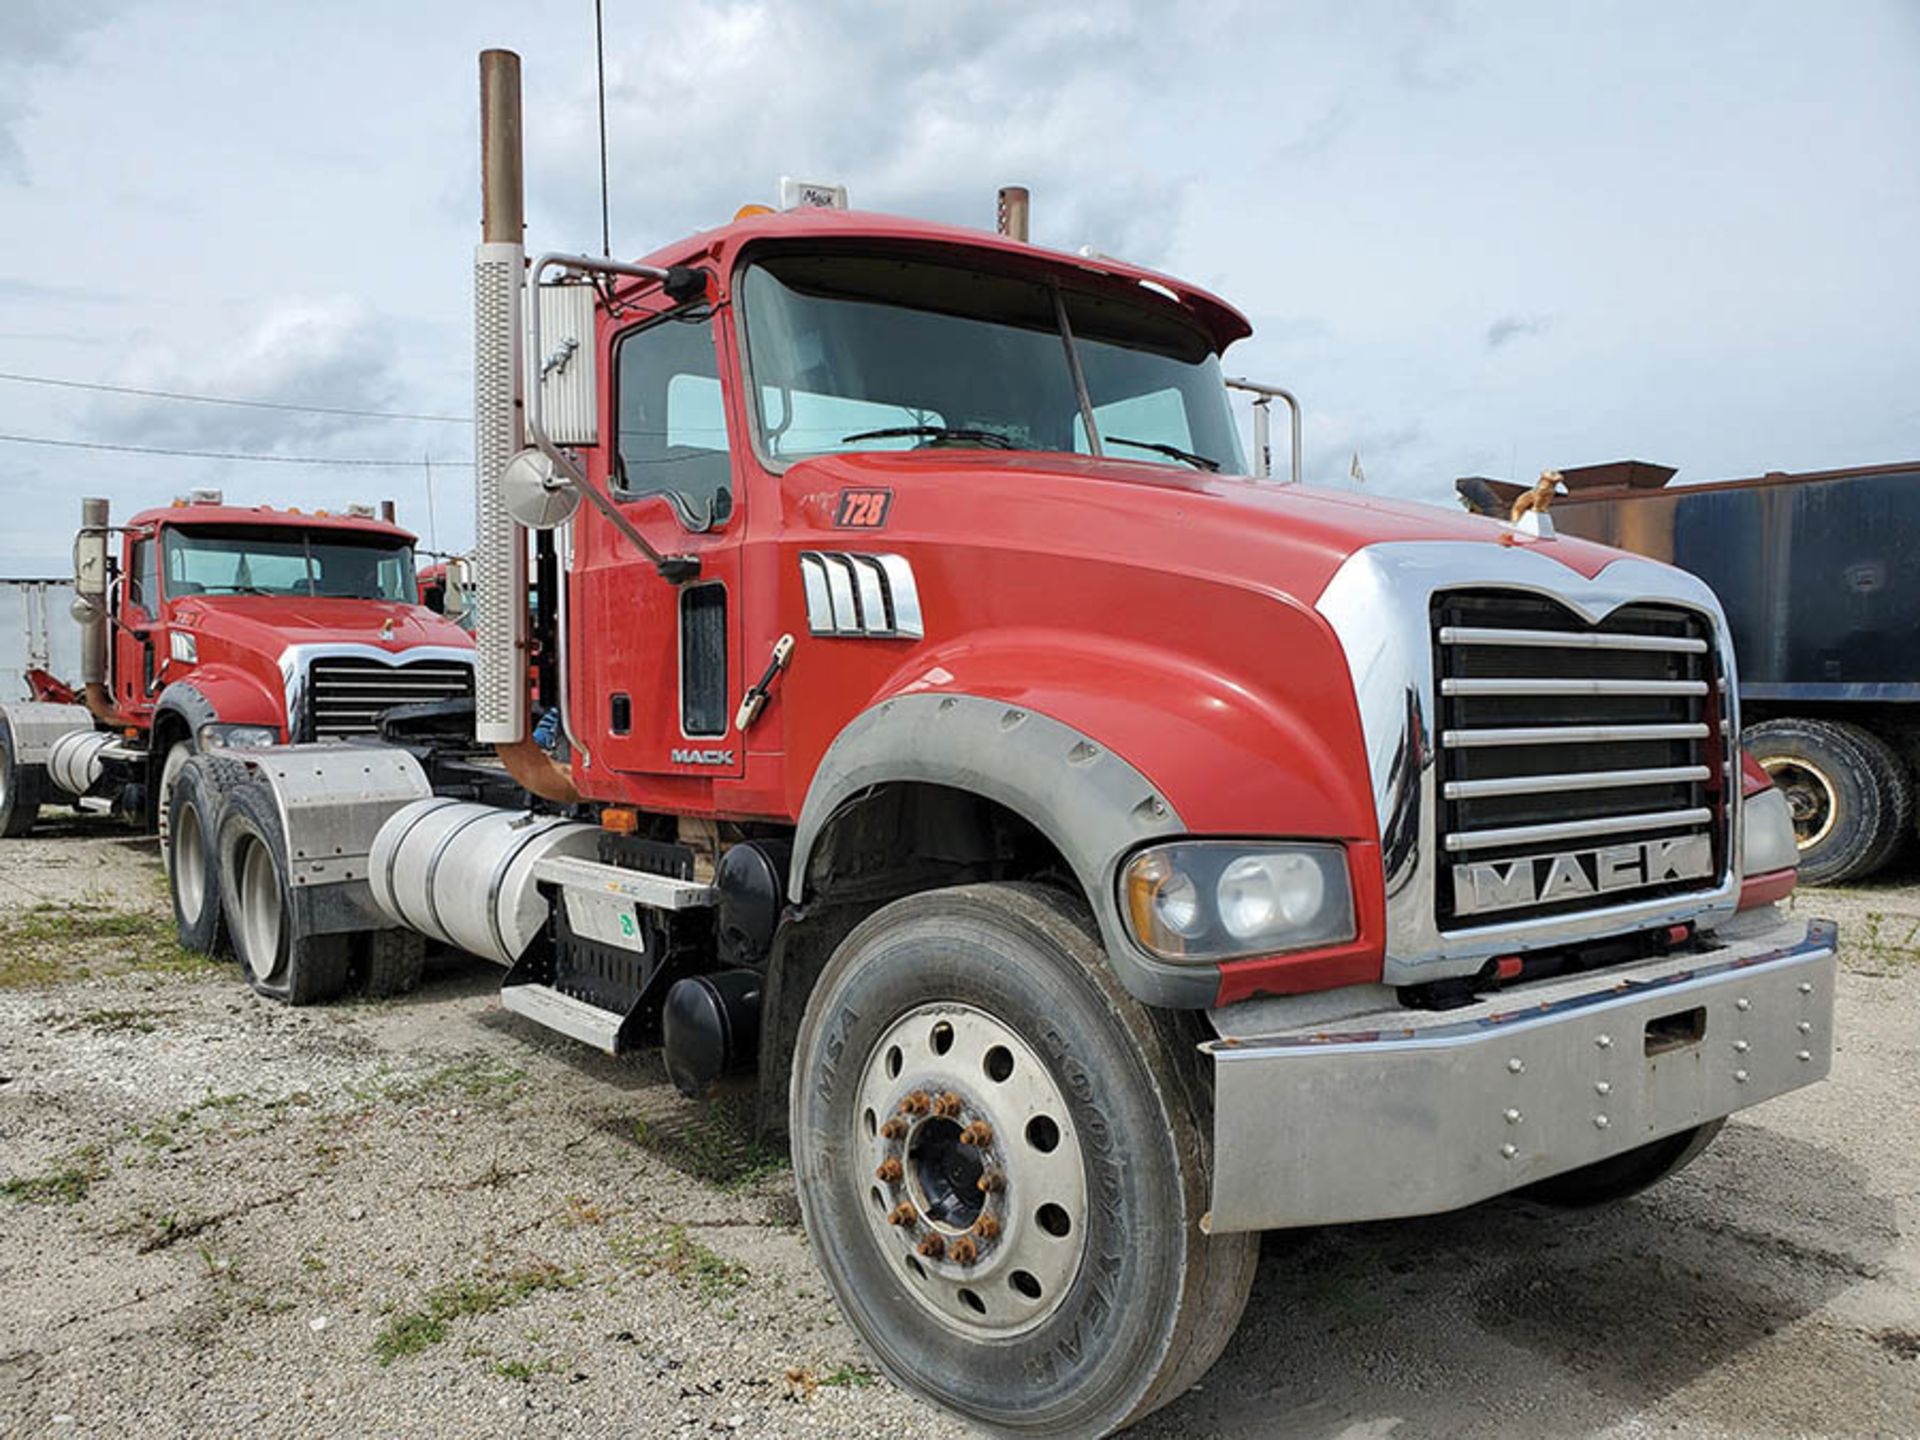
199,723 -> 280,752
1122,841 -> 1355,962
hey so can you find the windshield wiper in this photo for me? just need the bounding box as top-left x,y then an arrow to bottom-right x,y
1106,436 -> 1220,472
841,424 -> 1014,450
201,583 -> 274,596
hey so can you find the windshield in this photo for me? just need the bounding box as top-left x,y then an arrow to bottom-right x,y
739,252 -> 1247,474
161,525 -> 415,602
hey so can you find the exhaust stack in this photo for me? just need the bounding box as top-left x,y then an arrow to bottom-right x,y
472,48 -> 530,744
997,186 -> 1030,242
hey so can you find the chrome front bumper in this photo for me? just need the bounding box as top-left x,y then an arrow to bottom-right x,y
1201,910 -> 1836,1234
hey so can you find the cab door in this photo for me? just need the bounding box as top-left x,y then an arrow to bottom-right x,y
113,529 -> 161,717
572,301 -> 744,781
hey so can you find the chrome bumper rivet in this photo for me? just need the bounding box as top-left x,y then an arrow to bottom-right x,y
1501,1143 -> 1518,1159
1594,1114 -> 1610,1129
1594,1034 -> 1612,1050
1733,1040 -> 1750,1053
1798,982 -> 1813,995
1594,1080 -> 1612,1096
1734,1068 -> 1750,1083
1798,1021 -> 1813,1035
1797,1050 -> 1812,1062
1735,997 -> 1751,1012
1507,1057 -> 1525,1074
1504,1108 -> 1522,1125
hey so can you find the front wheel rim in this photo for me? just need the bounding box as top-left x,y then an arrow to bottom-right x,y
854,1002 -> 1088,1338
1758,754 -> 1839,849
236,834 -> 284,982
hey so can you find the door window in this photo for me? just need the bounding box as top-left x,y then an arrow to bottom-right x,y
614,317 -> 732,529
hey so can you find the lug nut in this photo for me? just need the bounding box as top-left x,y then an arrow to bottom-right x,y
875,1157 -> 904,1185
880,1116 -> 909,1141
972,1213 -> 1001,1240
977,1168 -> 1006,1194
888,1202 -> 917,1228
917,1233 -> 947,1260
932,1092 -> 965,1119
899,1091 -> 931,1116
959,1121 -> 995,1147
948,1235 -> 978,1265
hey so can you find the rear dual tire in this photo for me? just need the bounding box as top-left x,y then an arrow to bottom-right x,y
167,755 -> 250,954
790,883 -> 1256,1438
216,777 -> 351,1006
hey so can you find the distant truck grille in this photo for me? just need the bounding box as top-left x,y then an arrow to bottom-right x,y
1432,592 -> 1729,929
305,657 -> 474,739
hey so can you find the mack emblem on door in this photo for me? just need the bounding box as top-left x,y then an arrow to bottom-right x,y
1452,833 -> 1715,917
833,487 -> 893,528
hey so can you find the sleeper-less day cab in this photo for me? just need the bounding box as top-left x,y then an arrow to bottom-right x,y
120,51 -> 1829,1439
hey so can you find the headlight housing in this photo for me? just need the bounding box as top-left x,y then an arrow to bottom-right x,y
199,723 -> 280,752
1122,841 -> 1355,963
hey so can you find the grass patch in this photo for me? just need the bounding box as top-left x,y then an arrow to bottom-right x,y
59,1006 -> 172,1036
356,1057 -> 526,1109
492,1356 -> 561,1382
608,1223 -> 749,1301
373,1261 -> 577,1365
0,1145 -> 106,1205
631,1095 -> 790,1192
819,1363 -> 880,1389
0,902 -> 218,987
1848,911 -> 1920,972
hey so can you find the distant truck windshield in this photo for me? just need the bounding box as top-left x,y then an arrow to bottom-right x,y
731,252 -> 1247,473
161,525 -> 415,602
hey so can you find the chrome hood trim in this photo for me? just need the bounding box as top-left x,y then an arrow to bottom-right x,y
1314,542 -> 1741,985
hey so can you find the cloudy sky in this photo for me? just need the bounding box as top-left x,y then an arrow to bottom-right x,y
0,0 -> 1915,576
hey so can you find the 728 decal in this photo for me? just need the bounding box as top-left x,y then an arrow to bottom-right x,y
833,487 -> 893,529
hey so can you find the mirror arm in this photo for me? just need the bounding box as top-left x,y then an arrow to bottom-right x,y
526,251 -> 703,583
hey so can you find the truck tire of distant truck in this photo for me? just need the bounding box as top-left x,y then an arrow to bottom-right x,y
789,883 -> 1259,1438
0,714 -> 43,839
1743,716 -> 1912,885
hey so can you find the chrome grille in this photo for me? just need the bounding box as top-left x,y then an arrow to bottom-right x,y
306,657 -> 474,739
1432,592 -> 1729,929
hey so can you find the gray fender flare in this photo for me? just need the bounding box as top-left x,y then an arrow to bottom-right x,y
234,743 -> 432,938
789,691 -> 1215,1008
153,681 -> 219,746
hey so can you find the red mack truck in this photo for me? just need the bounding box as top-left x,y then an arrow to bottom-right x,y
0,493 -> 474,874
139,51 -> 1828,1437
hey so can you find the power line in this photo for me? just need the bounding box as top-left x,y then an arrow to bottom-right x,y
0,370 -> 470,424
0,432 -> 473,469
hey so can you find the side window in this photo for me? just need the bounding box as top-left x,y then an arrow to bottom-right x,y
127,538 -> 158,613
615,316 -> 732,528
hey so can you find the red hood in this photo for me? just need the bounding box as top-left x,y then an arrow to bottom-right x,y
165,595 -> 476,656
787,450 -> 1626,591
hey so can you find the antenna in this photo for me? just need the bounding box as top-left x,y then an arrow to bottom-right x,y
595,0 -> 611,257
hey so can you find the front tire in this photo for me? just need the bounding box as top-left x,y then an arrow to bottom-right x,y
216,777 -> 350,1005
790,883 -> 1256,1437
1523,1120 -> 1724,1207
0,715 -> 43,839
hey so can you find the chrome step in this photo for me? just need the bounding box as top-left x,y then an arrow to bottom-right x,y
531,854 -> 717,910
499,982 -> 624,1054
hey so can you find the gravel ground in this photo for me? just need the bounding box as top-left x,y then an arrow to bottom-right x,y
1,831 -> 1916,1439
